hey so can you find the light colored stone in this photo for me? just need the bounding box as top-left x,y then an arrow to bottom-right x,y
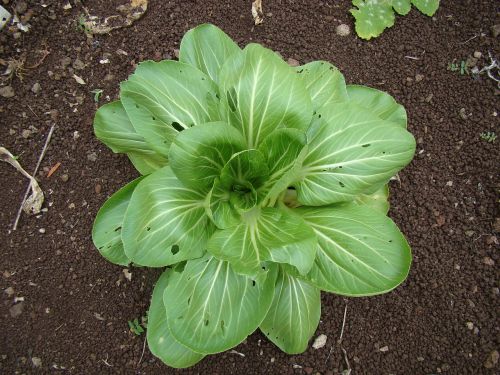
0,86 -> 15,98
287,58 -> 300,67
336,24 -> 350,36
31,357 -> 42,367
31,82 -> 41,94
312,334 -> 327,349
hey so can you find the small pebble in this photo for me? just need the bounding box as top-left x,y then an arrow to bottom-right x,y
95,184 -> 102,194
473,51 -> 482,59
483,257 -> 494,266
39,228 -> 46,234
4,287 -> 14,296
22,129 -> 31,139
466,322 -> 474,330
312,334 -> 327,349
87,152 -> 98,162
60,174 -> 69,182
335,24 -> 350,36
31,82 -> 41,94
415,74 -> 424,82
31,357 -> 42,367
287,58 -> 300,67
0,86 -> 15,98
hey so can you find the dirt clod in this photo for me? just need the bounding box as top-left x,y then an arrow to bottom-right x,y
9,302 -> 24,318
484,350 -> 499,369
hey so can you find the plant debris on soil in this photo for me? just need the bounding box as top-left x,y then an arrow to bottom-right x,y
0,0 -> 498,374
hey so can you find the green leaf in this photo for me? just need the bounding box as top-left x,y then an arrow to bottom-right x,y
120,61 -> 218,157
92,177 -> 143,266
147,270 -> 205,368
127,152 -> 169,175
206,178 -> 241,229
392,0 -> 411,15
295,61 -> 348,110
207,207 -> 317,277
219,43 -> 313,148
257,128 -> 307,206
208,150 -> 269,224
296,102 -> 415,205
179,23 -> 241,84
164,255 -> 277,354
260,267 -> 321,354
351,0 -> 395,40
411,0 -> 439,16
122,166 -> 214,267
93,101 -> 168,174
352,184 -> 390,214
297,204 -> 412,296
346,85 -> 407,128
169,122 -> 246,190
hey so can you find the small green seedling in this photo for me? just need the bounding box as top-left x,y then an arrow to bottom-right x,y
447,60 -> 469,75
128,316 -> 146,335
480,131 -> 497,143
92,24 -> 416,368
77,14 -> 91,34
351,0 -> 440,39
91,89 -> 103,102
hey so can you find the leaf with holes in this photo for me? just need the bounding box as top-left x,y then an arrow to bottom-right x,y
164,255 -> 277,354
92,177 -> 143,266
297,204 -> 412,296
295,61 -> 349,110
218,43 -> 312,148
122,166 -> 214,267
260,267 -> 321,354
147,270 -> 205,368
120,60 -> 218,157
207,207 -> 317,277
93,101 -> 167,174
295,102 -> 415,205
92,23 -> 416,368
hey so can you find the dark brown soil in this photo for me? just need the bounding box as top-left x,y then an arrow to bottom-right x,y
1,0 -> 498,374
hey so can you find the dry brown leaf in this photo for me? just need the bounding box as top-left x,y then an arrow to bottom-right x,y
252,0 -> 264,25
73,74 -> 86,85
82,0 -> 148,35
46,162 -> 61,178
0,147 -> 44,214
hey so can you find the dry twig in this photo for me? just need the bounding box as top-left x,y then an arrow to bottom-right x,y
12,124 -> 55,230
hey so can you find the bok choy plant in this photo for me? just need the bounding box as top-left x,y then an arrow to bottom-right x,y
92,23 -> 416,368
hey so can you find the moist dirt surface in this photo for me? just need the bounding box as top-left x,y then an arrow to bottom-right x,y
0,0 -> 499,374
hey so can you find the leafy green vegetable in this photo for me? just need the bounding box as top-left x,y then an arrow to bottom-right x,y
92,23 -> 416,367
351,0 -> 440,40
